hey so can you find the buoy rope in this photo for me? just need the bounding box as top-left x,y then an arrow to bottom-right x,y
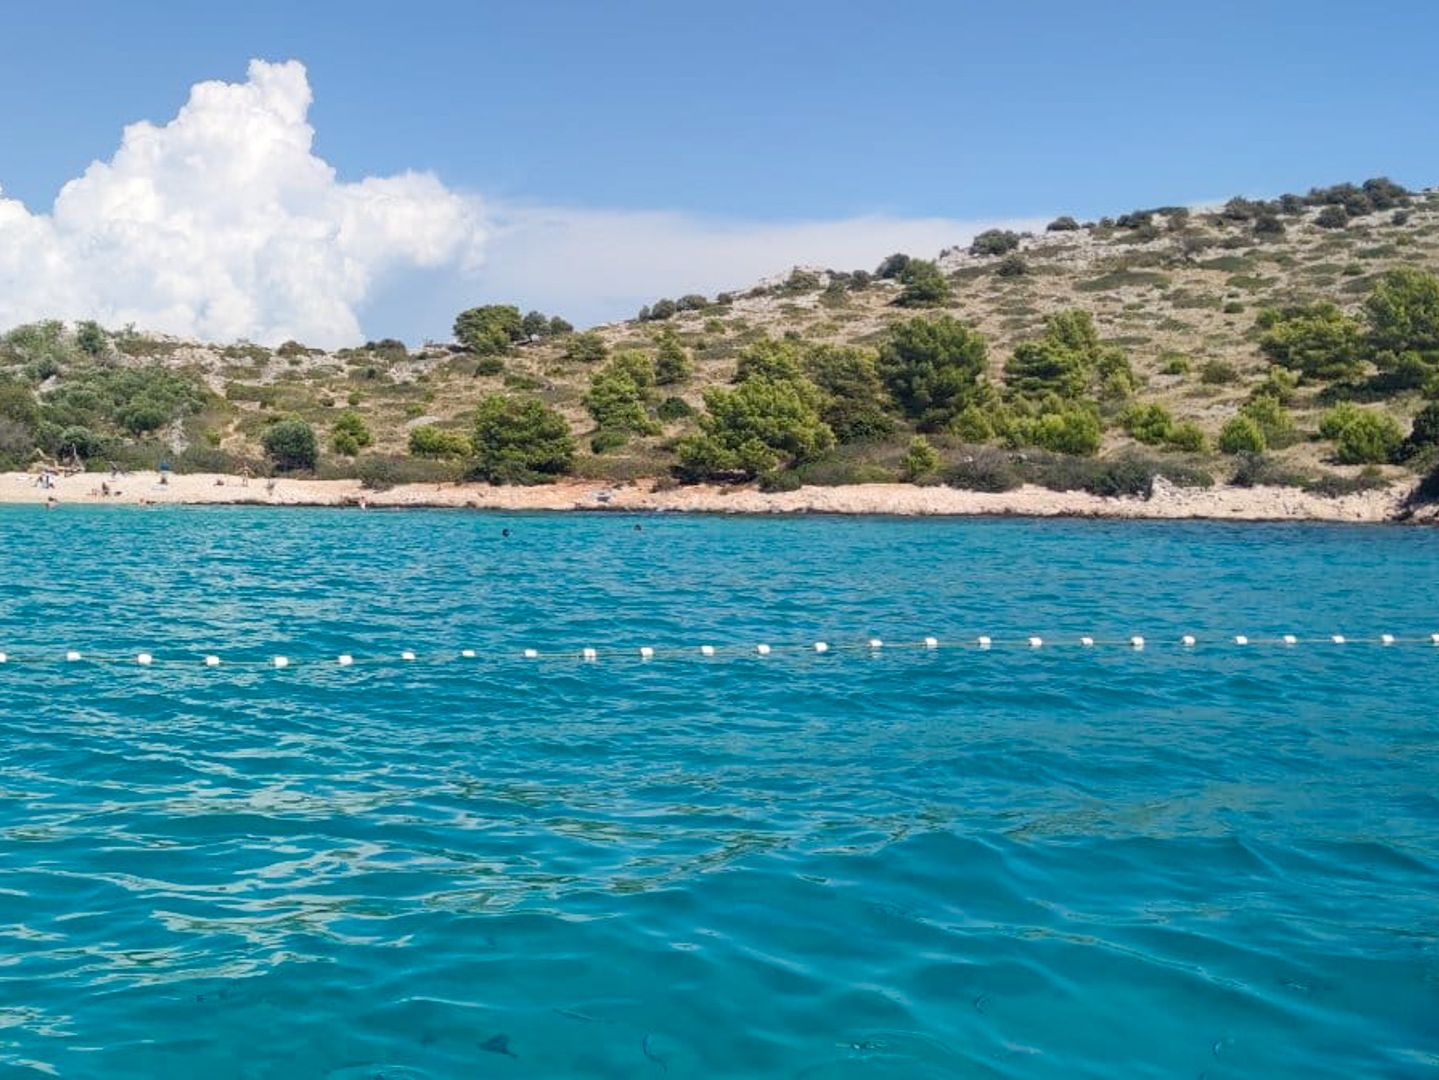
0,633 -> 1435,669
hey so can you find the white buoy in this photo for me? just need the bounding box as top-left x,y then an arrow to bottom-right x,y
401,650 -> 416,662
461,649 -> 476,659
756,643 -> 771,656
700,645 -> 715,656
1431,633 -> 1439,645
639,646 -> 654,659
1234,635 -> 1249,646
1181,635 -> 1196,647
868,638 -> 883,649
136,653 -> 153,666
582,647 -> 598,661
524,648 -> 539,659
204,655 -> 220,667
1332,634 -> 1346,645
66,650 -> 82,662
1080,636 -> 1095,647
338,654 -> 353,666
1130,636 -> 1145,649
1380,634 -> 1394,646
1028,636 -> 1043,649
0,652 -> 7,663
1282,634 -> 1297,646
814,641 -> 829,653
273,656 -> 289,668
923,636 -> 938,649
977,636 -> 991,649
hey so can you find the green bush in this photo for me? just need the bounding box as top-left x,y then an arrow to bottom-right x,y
1365,267 -> 1439,390
408,425 -> 473,458
262,419 -> 318,471
895,259 -> 952,307
589,429 -> 629,454
970,229 -> 1021,256
943,448 -> 1021,492
1404,402 -> 1439,455
475,356 -> 504,376
656,396 -> 693,422
75,321 -> 106,357
875,253 -> 911,279
454,304 -> 524,355
1200,360 -> 1239,385
564,331 -> 609,364
736,336 -> 804,382
330,410 -> 372,456
1218,415 -> 1266,454
584,362 -> 659,436
1166,421 -> 1208,453
470,395 -> 576,484
654,331 -> 692,385
1315,205 -> 1349,229
949,403 -> 995,442
1239,394 -> 1293,442
1010,405 -> 1102,456
877,315 -> 989,430
356,454 -> 462,491
1005,309 -> 1130,402
1257,302 -> 1368,381
1046,216 -> 1080,232
1122,403 -> 1174,445
995,254 -> 1029,277
1319,405 -> 1403,464
901,435 -> 940,481
675,376 -> 834,481
803,343 -> 894,443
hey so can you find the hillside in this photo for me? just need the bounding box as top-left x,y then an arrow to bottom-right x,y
3,177 -> 1439,500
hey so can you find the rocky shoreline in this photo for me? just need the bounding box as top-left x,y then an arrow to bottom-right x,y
1,470 -> 1430,524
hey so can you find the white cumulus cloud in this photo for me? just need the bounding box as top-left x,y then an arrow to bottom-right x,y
0,59 -> 484,348
2,58 -> 1044,346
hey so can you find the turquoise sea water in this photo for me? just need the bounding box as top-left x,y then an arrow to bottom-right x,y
0,506 -> 1436,1078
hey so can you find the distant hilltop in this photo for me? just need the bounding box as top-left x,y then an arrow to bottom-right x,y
2,177 -> 1438,509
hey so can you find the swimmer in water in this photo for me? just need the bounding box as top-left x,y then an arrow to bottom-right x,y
502,527 -> 510,538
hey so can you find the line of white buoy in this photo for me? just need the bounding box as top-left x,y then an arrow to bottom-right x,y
0,633 -> 1436,669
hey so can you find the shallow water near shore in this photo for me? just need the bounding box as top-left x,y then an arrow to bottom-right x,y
0,506 -> 1436,1077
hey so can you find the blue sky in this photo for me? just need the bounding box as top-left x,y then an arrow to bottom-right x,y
0,0 -> 1435,343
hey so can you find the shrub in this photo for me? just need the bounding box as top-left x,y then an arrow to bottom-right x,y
1404,402 -> 1439,455
474,356 -> 504,376
653,331 -> 692,385
1252,214 -> 1286,238
995,254 -> 1029,277
1239,394 -> 1293,442
454,304 -> 524,355
584,362 -> 659,436
564,331 -> 609,364
647,298 -> 677,321
408,425 -> 472,458
1319,405 -> 1403,464
1010,405 -> 1103,456
1046,216 -> 1080,232
1166,421 -> 1208,452
877,314 -> 990,430
736,336 -> 804,382
803,343 -> 894,443
970,229 -> 1021,256
470,395 -> 576,483
895,259 -> 952,307
1315,205 -> 1349,230
1257,302 -> 1368,381
1223,301 -> 1245,314
875,253 -> 911,279
1365,267 -> 1439,390
356,454 -> 461,491
949,403 -> 995,442
943,449 -> 1021,492
1218,415 -> 1266,454
1159,353 -> 1190,375
330,410 -> 372,456
677,293 -> 709,312
674,376 -> 834,481
1005,309 -> 1129,402
656,396 -> 693,422
75,320 -> 106,357
589,429 -> 628,454
1122,403 -> 1174,445
549,315 -> 574,336
262,419 -> 318,471
901,436 -> 940,481
1200,359 -> 1239,385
